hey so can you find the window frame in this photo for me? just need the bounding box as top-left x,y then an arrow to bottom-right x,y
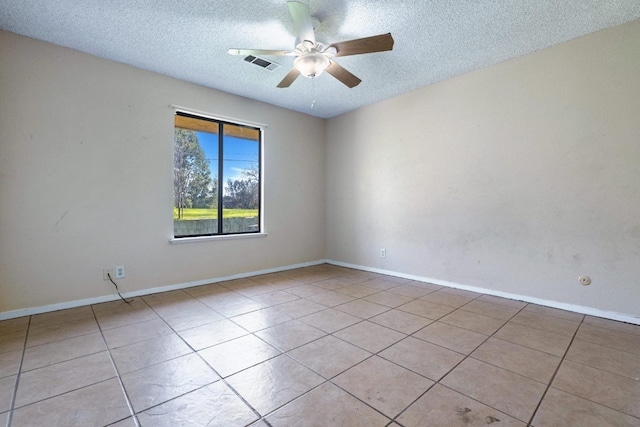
171,109 -> 264,241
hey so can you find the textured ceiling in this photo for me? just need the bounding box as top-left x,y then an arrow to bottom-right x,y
1,1 -> 639,118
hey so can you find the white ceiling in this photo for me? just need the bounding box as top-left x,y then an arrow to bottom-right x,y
1,1 -> 639,118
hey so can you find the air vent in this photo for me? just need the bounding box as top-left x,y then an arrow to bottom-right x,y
243,55 -> 281,71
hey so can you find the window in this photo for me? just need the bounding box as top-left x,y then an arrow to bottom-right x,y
173,111 -> 261,238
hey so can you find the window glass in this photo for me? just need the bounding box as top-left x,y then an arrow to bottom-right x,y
222,123 -> 260,234
174,112 -> 261,237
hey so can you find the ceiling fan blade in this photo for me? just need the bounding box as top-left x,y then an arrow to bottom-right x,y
329,33 -> 394,57
326,61 -> 361,88
287,1 -> 316,44
228,48 -> 296,56
277,68 -> 301,88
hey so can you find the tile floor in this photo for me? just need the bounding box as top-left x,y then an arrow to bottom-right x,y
1,264 -> 639,426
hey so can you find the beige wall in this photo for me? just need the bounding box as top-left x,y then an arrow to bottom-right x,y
0,31 -> 326,314
2,20 -> 639,320
326,20 -> 640,318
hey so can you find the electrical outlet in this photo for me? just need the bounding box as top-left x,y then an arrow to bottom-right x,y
103,268 -> 113,281
380,248 -> 386,258
578,276 -> 591,286
114,265 -> 126,279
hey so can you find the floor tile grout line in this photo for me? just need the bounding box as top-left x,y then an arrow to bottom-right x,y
277,297 -> 484,426
105,306 -> 259,425
177,283 -> 399,423
436,300 -> 579,345
484,327 -> 570,358
349,293 -> 466,348
386,382 -> 438,426
17,322 -> 99,350
388,315 -> 500,425
140,297 -> 269,424
564,351 -> 640,382
458,301 -> 566,384
142,277 -> 411,425
230,282 -> 498,402
241,272 -> 418,311
400,382 -> 526,427
9,356 -> 132,423
311,356 -> 397,423
92,305 -> 143,425
325,380 -> 394,424
15,339 -> 109,375
244,290 -> 398,325
390,301 -> 533,425
523,308 -> 585,324
5,317 -> 30,427
576,323 -> 640,350
157,289 -> 335,353
20,278 -> 348,422
90,305 -> 141,427
525,314 -> 585,426
221,353 -> 364,426
544,374 -> 640,422
232,352 -> 335,424
533,341 -> 640,420
294,282 -> 453,332
473,331 -> 565,357
312,322 -> 491,426
467,301 -> 541,424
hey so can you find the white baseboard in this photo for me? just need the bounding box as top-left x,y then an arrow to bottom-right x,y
327,260 -> 640,326
3,258 -> 639,327
0,259 -> 328,321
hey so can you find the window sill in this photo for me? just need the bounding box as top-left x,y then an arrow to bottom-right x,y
170,232 -> 268,244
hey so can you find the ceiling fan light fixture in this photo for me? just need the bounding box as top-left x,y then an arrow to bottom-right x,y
294,51 -> 330,78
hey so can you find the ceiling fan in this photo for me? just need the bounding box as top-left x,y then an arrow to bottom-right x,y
228,1 -> 394,88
